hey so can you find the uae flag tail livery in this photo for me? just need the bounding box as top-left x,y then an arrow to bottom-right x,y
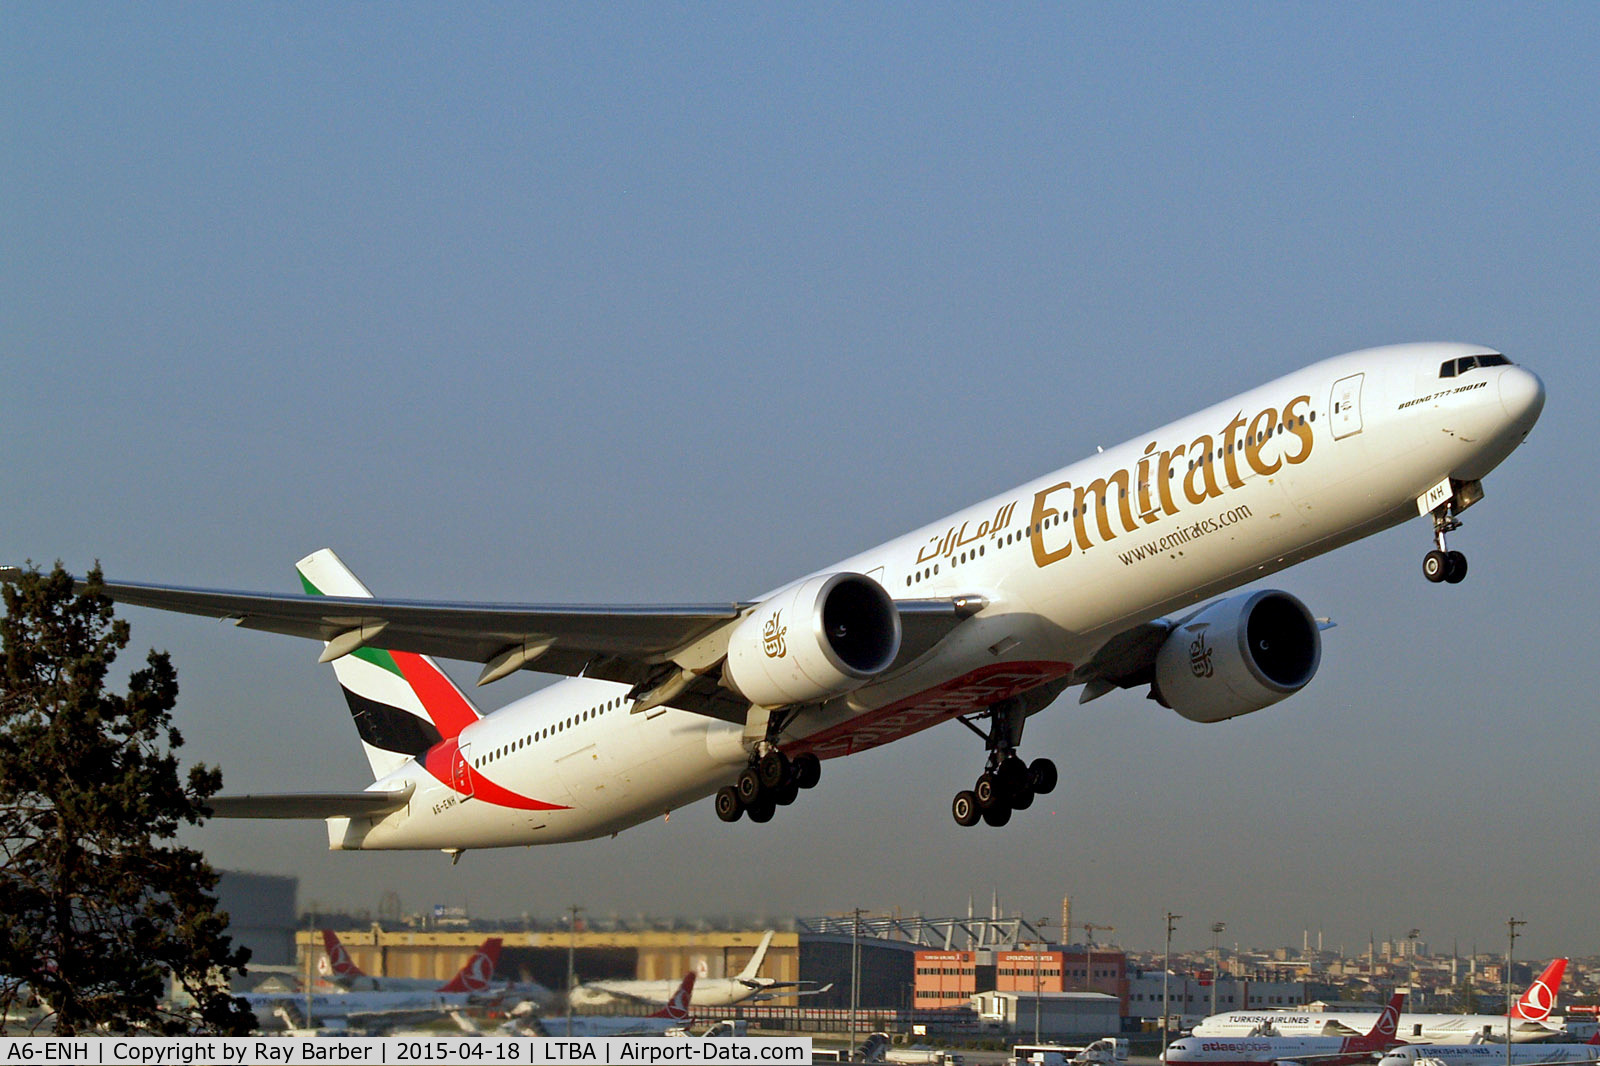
297,549 -> 484,779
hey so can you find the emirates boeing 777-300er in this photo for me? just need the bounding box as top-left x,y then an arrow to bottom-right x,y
5,342 -> 1544,853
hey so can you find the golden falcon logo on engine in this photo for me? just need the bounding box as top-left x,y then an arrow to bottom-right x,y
1189,632 -> 1214,678
762,611 -> 788,658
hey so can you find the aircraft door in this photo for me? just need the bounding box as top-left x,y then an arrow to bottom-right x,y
1330,373 -> 1364,440
451,743 -> 476,800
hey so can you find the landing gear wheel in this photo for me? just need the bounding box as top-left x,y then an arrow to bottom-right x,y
1028,757 -> 1058,795
995,755 -> 1029,796
1010,783 -> 1035,811
745,797 -> 775,823
980,803 -> 1012,827
1423,549 -> 1448,583
792,752 -> 821,790
974,772 -> 1002,810
952,790 -> 982,827
771,780 -> 800,806
714,786 -> 743,823
757,750 -> 790,789
1444,550 -> 1468,584
735,767 -> 763,806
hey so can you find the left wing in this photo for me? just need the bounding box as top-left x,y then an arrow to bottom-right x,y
0,564 -> 978,723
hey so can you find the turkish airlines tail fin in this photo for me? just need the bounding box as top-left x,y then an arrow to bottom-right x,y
321,929 -> 366,980
296,549 -> 483,779
650,973 -> 695,1022
1352,991 -> 1406,1050
1510,958 -> 1567,1021
439,938 -> 503,994
735,931 -> 775,983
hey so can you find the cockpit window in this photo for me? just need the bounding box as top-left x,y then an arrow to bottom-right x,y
1440,353 -> 1511,378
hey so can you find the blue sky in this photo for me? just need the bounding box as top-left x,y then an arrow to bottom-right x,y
5,5 -> 1597,959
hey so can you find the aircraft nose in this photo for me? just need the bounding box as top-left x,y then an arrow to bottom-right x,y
1499,366 -> 1546,430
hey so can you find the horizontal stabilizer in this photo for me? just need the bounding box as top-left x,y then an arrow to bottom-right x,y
207,784 -> 414,819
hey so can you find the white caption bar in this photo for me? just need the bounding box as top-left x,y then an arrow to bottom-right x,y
0,1037 -> 814,1065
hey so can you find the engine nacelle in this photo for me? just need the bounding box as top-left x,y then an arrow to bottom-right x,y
723,573 -> 900,708
1154,589 -> 1321,723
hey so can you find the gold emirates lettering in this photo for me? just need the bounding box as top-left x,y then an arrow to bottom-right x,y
1030,394 -> 1313,567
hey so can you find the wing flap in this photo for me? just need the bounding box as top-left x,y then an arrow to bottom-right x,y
207,785 -> 414,819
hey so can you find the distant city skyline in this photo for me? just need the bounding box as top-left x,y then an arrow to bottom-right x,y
7,5 -> 1596,962
291,894 -> 1585,968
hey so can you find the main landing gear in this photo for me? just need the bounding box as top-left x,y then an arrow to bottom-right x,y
714,748 -> 822,824
1422,502 -> 1468,585
950,697 -> 1057,828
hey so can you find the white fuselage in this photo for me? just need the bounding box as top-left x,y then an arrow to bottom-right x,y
329,342 -> 1543,850
1380,1046 -> 1600,1066
1163,1033 -> 1381,1066
1191,1012 -> 1563,1045
568,977 -> 764,1010
242,987 -> 478,1029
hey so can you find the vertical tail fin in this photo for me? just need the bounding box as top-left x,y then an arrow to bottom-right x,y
735,931 -> 775,983
439,938 -> 503,994
1510,958 -> 1567,1021
321,929 -> 366,980
651,973 -> 695,1021
296,549 -> 483,780
1355,991 -> 1406,1050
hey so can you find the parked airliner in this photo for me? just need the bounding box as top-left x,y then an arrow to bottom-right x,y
537,972 -> 696,1037
1164,991 -> 1406,1066
1191,959 -> 1568,1045
570,930 -> 784,1009
244,938 -> 503,1029
8,342 -> 1543,851
1379,1033 -> 1600,1066
320,930 -> 551,1005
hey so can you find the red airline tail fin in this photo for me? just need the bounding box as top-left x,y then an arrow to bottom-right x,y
1510,959 -> 1567,1022
1353,991 -> 1406,1050
439,938 -> 503,994
1586,1031 -> 1599,1047
321,929 -> 366,979
650,972 -> 695,1022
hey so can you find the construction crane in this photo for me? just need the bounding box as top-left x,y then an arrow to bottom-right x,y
1081,923 -> 1116,995
1083,922 -> 1115,945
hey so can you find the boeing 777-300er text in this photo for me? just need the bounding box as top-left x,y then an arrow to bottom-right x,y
1191,958 -> 1569,1045
4,342 -> 1544,851
1164,992 -> 1407,1066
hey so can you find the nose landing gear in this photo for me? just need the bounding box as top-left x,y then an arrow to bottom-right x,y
951,697 -> 1057,828
1423,503 -> 1468,584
